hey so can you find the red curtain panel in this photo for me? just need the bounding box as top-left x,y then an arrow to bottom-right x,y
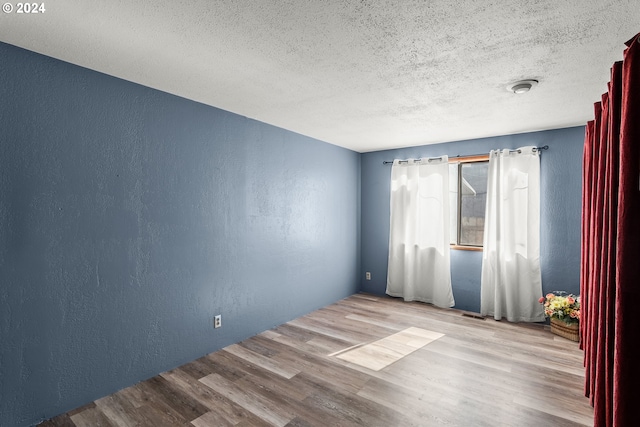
581,33 -> 640,427
603,62 -> 621,427
614,33 -> 640,427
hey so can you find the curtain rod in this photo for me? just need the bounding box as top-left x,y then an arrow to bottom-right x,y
382,145 -> 549,165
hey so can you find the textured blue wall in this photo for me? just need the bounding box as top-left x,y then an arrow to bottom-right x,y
361,127 -> 585,312
0,42 -> 361,427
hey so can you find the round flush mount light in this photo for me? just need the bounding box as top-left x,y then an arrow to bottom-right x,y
507,79 -> 538,94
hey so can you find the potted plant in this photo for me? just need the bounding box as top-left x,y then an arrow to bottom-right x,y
539,291 -> 580,341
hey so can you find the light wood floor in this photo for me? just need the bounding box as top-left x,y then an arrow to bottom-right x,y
39,293 -> 594,426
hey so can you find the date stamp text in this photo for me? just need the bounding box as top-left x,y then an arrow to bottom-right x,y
3,3 -> 46,14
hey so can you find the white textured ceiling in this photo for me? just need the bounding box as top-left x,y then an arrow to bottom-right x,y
1,1 -> 638,152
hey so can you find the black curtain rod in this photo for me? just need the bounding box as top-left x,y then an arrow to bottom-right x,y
382,145 -> 549,165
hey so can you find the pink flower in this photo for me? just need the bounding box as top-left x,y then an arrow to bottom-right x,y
538,297 -> 545,303
567,296 -> 575,305
546,293 -> 555,299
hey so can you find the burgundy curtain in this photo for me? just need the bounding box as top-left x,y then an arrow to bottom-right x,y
581,33 -> 640,427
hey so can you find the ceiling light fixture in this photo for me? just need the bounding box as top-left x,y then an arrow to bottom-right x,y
507,79 -> 538,94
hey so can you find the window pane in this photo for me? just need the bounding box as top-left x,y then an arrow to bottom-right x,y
459,162 -> 488,246
449,163 -> 458,245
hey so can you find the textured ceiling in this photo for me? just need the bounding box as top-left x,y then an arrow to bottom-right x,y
1,1 -> 638,152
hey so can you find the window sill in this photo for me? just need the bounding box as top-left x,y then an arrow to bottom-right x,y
450,245 -> 483,252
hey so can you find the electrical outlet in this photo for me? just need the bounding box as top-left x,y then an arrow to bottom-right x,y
214,314 -> 222,329
365,272 -> 371,280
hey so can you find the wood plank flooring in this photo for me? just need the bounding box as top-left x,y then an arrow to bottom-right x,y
39,293 -> 594,426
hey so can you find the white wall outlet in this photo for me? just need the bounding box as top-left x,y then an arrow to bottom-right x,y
214,314 -> 222,329
365,272 -> 371,280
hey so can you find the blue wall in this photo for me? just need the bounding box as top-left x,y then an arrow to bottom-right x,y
0,42 -> 361,427
360,127 -> 585,312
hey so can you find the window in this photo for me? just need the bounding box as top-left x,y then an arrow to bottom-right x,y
449,155 -> 489,250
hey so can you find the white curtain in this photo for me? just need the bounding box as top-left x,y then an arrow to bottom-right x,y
481,146 -> 545,322
386,157 -> 455,308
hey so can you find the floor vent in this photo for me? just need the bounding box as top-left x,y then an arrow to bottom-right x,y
461,312 -> 485,320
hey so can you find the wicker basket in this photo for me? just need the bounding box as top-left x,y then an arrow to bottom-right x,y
550,318 -> 580,342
